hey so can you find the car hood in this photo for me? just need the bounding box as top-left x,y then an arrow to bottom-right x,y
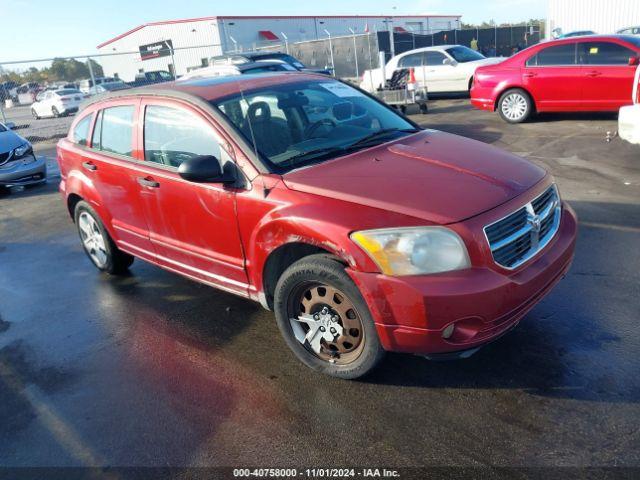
0,129 -> 26,154
282,130 -> 546,224
467,57 -> 505,67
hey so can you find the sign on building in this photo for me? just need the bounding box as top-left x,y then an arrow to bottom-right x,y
139,40 -> 173,61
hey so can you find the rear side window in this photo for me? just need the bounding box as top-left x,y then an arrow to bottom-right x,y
398,53 -> 423,68
579,41 -> 635,65
92,106 -> 134,157
527,43 -> 576,66
72,114 -> 92,146
143,105 -> 222,168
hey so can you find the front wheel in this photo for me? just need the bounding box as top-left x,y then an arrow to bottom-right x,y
497,88 -> 533,123
274,254 -> 385,379
74,201 -> 134,275
31,108 -> 40,120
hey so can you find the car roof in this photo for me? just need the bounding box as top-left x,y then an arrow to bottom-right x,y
395,45 -> 460,57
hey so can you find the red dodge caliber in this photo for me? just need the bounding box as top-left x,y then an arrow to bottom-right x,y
57,74 -> 577,378
471,35 -> 640,123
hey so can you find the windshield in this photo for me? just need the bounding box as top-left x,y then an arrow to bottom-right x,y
100,83 -> 128,91
445,46 -> 486,63
56,89 -> 81,96
256,53 -> 306,69
212,79 -> 418,173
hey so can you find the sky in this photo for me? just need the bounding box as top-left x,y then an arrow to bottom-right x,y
0,0 -> 546,64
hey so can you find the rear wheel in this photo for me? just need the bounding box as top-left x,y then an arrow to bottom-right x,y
74,201 -> 134,275
497,88 -> 532,123
274,254 -> 385,379
52,106 -> 60,118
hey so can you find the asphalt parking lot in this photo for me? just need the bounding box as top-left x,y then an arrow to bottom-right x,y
1,99 -> 639,473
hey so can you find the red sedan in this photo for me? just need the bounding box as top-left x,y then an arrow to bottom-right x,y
471,35 -> 640,123
57,73 -> 577,378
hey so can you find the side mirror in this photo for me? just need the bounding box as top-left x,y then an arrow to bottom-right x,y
443,58 -> 457,67
178,155 -> 237,184
5,122 -> 15,130
629,56 -> 639,66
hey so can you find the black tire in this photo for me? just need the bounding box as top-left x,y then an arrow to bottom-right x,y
73,200 -> 134,275
31,108 -> 39,120
419,103 -> 428,114
274,254 -> 385,379
52,106 -> 59,118
497,88 -> 533,123
0,185 -> 10,195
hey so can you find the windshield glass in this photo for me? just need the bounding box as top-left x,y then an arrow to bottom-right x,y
212,79 -> 418,173
620,35 -> 640,49
56,89 -> 81,96
445,46 -> 486,62
256,53 -> 306,69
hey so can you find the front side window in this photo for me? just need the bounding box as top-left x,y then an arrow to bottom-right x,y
144,105 -> 223,168
93,105 -> 134,157
528,43 -> 576,66
579,41 -> 635,65
72,114 -> 93,146
424,51 -> 448,66
213,79 -> 417,173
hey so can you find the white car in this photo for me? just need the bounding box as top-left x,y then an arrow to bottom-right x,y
360,45 -> 504,94
180,61 -> 297,81
31,89 -> 85,119
618,65 -> 640,145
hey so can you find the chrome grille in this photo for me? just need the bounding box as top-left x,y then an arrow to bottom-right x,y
484,185 -> 561,269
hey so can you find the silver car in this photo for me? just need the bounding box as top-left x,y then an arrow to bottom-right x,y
0,122 -> 46,189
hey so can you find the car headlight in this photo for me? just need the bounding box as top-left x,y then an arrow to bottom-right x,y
13,142 -> 32,159
351,227 -> 471,276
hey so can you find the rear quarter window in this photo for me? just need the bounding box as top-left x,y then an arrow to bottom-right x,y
71,114 -> 93,146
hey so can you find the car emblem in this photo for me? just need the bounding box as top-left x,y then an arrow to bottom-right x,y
525,204 -> 541,249
529,214 -> 541,233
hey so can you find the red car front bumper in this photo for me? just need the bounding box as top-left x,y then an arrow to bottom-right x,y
348,203 -> 578,356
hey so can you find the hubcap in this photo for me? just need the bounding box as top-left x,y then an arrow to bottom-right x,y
501,93 -> 527,120
289,284 -> 364,365
78,212 -> 108,268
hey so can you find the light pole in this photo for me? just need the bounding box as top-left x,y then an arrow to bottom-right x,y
324,29 -> 335,76
281,32 -> 289,54
349,27 -> 359,78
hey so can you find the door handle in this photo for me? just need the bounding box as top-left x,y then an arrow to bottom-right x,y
586,71 -> 602,77
137,177 -> 160,188
523,72 -> 537,78
82,161 -> 97,171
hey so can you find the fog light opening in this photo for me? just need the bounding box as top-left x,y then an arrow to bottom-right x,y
442,323 -> 455,339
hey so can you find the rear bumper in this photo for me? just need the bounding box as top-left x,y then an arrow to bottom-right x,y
348,203 -> 578,355
0,155 -> 47,186
470,84 -> 496,111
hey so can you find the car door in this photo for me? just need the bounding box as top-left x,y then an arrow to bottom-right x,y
521,42 -> 582,110
396,52 -> 425,86
36,91 -> 52,117
134,98 -> 249,296
422,50 -> 457,92
82,100 -> 156,262
578,40 -> 638,109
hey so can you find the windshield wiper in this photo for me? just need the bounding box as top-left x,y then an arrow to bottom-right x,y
347,128 -> 419,149
280,128 -> 419,169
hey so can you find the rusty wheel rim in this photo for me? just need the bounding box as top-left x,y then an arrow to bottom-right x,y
288,282 -> 365,365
